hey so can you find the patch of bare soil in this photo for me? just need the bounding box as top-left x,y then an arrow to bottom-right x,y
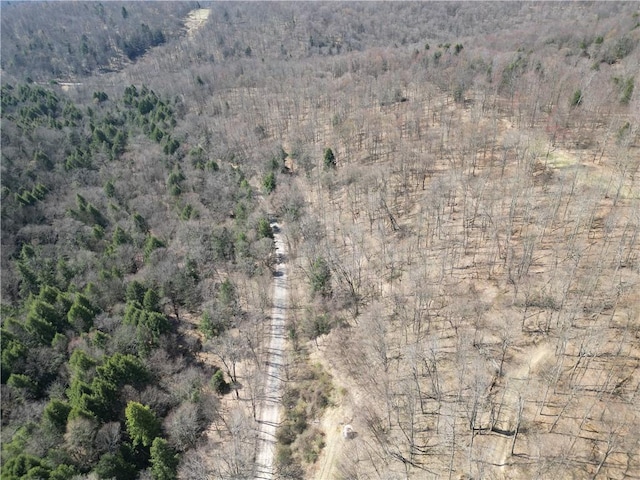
184,8 -> 210,37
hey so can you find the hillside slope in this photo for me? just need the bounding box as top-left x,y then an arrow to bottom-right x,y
2,2 -> 639,479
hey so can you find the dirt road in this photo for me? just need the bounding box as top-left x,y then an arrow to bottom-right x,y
254,223 -> 288,479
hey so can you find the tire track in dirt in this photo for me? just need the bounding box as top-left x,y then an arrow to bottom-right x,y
316,406 -> 344,480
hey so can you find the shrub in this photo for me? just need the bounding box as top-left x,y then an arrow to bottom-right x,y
570,89 -> 583,107
263,172 -> 276,193
323,148 -> 336,169
211,369 -> 229,394
257,217 -> 274,239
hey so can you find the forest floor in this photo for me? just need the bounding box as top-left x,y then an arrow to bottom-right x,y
493,342 -> 555,471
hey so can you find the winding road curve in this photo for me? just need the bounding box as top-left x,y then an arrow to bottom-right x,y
254,222 -> 288,479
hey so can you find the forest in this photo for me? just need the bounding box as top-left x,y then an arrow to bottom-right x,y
1,2 -> 639,479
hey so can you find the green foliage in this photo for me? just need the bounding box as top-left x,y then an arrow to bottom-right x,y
206,159 -> 219,171
150,437 -> 179,480
199,278 -> 241,338
69,348 -> 97,378
33,150 -> 53,169
299,428 -> 325,464
17,261 -> 39,297
97,353 -> 150,389
185,258 -> 200,284
2,424 -> 35,460
218,278 -> 238,312
200,311 -> 225,338
125,402 -> 161,447
95,451 -> 137,480
1,34 -> 225,480
52,332 -> 68,352
68,293 -> 98,332
234,201 -> 249,223
25,303 -> 58,344
621,80 -> 634,105
1,338 -> 27,382
180,203 -> 198,220
137,96 -> 155,115
69,194 -> 108,227
144,236 -> 166,262
62,102 -> 83,123
20,243 -> 36,260
123,85 -> 139,103
85,378 -> 119,421
7,373 -> 37,396
93,91 -> 108,103
613,76 -> 635,105
309,257 -> 332,298
104,180 -> 116,198
303,313 -> 333,341
28,297 -> 60,326
15,183 -> 48,206
263,171 -> 276,193
121,23 -> 166,61
212,227 -> 235,262
17,260 -> 71,302
49,464 -> 78,480
570,89 -> 583,107
112,130 -> 127,155
323,147 -> 336,169
112,226 -> 131,246
125,280 -> 146,304
1,453 -> 47,479
167,168 -> 185,196
133,212 -> 149,233
93,225 -> 105,240
278,359 -> 332,469
43,399 -> 72,433
64,148 -> 93,170
163,138 -> 180,155
143,288 -> 162,312
618,122 -> 631,141
66,377 -> 94,417
257,217 -> 274,239
151,126 -> 164,142
500,53 -> 527,94
269,155 -> 282,172
124,300 -> 170,348
211,369 -> 230,394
